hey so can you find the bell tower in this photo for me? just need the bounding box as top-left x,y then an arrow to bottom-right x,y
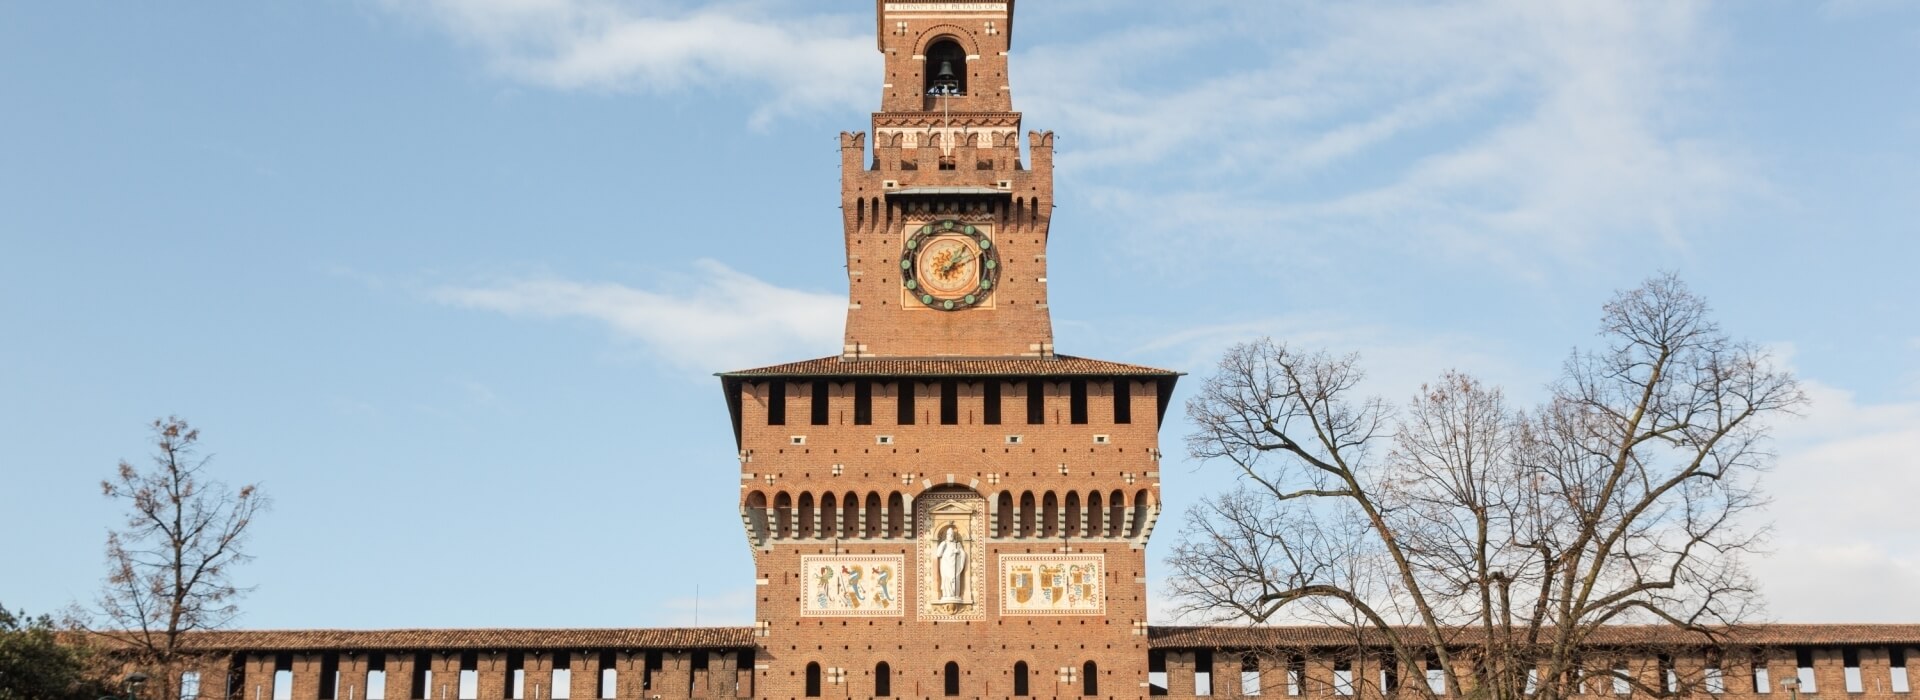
840,0 -> 1055,359
722,3 -> 1177,699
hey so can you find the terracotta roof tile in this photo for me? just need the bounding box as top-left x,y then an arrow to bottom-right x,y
1147,624 -> 1920,649
164,627 -> 755,652
115,624 -> 1920,653
718,355 -> 1181,378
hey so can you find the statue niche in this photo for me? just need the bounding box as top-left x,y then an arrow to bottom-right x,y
916,488 -> 985,619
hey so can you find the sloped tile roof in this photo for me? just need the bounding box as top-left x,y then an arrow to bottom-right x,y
1147,624 -> 1920,649
91,624 -> 1920,654
161,627 -> 756,652
718,355 -> 1181,378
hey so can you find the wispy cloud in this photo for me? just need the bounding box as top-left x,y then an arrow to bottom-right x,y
430,260 -> 843,371
1025,0 -> 1752,274
379,0 -> 871,125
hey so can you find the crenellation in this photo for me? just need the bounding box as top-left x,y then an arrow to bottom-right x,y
118,3 -> 1920,699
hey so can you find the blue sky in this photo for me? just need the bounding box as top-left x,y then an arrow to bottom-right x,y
3,0 -> 1918,629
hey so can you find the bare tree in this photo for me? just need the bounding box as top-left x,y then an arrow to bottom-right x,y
85,417 -> 268,692
1171,275 -> 1803,700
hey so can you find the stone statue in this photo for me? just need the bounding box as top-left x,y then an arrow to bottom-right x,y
933,525 -> 968,603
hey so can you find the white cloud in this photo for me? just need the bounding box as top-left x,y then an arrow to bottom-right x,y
1024,0 -> 1753,273
430,260 -> 844,371
380,0 -> 871,125
1751,380 -> 1920,621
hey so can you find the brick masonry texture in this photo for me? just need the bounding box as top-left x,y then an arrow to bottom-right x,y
137,2 -> 1920,700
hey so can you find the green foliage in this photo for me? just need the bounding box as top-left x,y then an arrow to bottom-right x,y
0,602 -> 105,700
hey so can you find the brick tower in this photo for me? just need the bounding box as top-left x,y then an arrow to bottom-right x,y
720,2 -> 1180,698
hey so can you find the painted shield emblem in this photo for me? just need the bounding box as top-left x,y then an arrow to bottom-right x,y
1041,565 -> 1065,604
1011,567 -> 1034,603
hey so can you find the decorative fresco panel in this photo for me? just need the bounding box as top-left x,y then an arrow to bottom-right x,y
998,554 -> 1105,616
800,555 -> 906,617
915,490 -> 988,620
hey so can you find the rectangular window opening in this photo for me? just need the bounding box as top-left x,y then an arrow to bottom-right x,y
508,652 -> 526,700
1428,657 -> 1447,695
553,653 -> 573,700
1334,661 -> 1355,697
767,382 -> 786,426
854,381 -> 872,425
273,670 -> 293,700
940,380 -> 959,425
599,652 -> 619,700
1891,648 -> 1909,694
180,672 -> 201,700
1241,656 -> 1261,697
897,382 -> 916,425
321,654 -> 340,700
1845,649 -> 1864,694
1026,380 -> 1045,425
1754,655 -> 1772,695
1799,648 -> 1820,694
1287,657 -> 1304,697
412,654 -> 433,700
1113,380 -> 1132,424
983,381 -> 1001,425
1195,650 -> 1214,697
810,380 -> 830,425
1706,665 -> 1725,695
1069,379 -> 1088,424
1612,663 -> 1631,696
1149,651 -> 1168,697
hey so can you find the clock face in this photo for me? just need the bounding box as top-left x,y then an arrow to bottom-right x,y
901,219 -> 998,311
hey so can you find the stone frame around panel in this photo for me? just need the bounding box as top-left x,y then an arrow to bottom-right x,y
998,553 -> 1105,616
915,489 -> 988,621
800,554 -> 907,617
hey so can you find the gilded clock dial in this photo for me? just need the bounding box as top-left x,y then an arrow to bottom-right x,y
914,237 -> 981,297
900,219 -> 998,311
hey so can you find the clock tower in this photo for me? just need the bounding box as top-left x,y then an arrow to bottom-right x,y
838,0 -> 1055,359
721,2 -> 1178,698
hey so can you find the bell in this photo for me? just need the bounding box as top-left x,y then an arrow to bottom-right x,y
935,60 -> 957,82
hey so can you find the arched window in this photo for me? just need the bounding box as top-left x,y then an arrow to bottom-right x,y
924,39 -> 967,96
843,491 -> 860,539
806,662 -> 822,698
1108,490 -> 1126,538
876,662 -> 892,698
1019,492 -> 1036,537
1085,661 -> 1099,697
798,492 -> 816,539
1087,491 -> 1104,537
887,492 -> 905,538
1041,492 -> 1059,538
996,491 -> 1015,538
1064,491 -> 1082,537
744,491 -> 769,544
820,493 -> 838,538
945,662 -> 962,697
774,492 -> 794,539
1130,489 -> 1150,538
1014,661 -> 1031,697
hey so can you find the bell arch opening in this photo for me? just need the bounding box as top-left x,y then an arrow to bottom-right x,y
925,39 -> 967,96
